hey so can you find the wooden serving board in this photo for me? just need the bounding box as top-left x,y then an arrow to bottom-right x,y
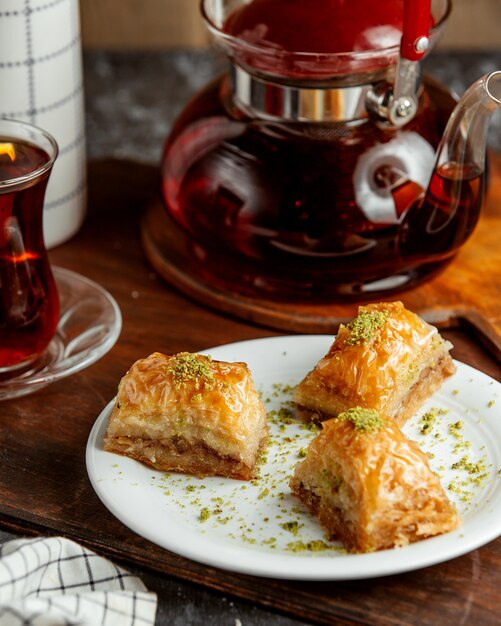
142,153 -> 501,361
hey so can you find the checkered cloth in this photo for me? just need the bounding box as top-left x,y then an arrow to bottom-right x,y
0,536 -> 157,626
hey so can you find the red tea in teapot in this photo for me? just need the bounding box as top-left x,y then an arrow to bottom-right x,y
224,0 -> 406,54
222,0 -> 436,77
0,140 -> 59,369
400,162 -> 483,258
159,0 -> 495,301
162,78 -> 471,298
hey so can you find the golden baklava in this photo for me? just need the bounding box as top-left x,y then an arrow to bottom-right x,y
104,351 -> 268,480
290,408 -> 459,553
294,301 -> 455,427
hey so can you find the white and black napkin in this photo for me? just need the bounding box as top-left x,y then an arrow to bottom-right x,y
0,536 -> 157,626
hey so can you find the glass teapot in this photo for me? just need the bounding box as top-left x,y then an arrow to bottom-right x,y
160,0 -> 501,301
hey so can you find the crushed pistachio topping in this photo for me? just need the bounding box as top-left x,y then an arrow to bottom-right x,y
451,456 -> 488,477
286,540 -> 340,553
419,407 -> 448,435
449,421 -> 464,437
420,410 -> 436,435
448,454 -> 490,501
199,507 -> 211,522
300,419 -> 321,433
338,407 -> 385,433
280,520 -> 301,535
166,353 -> 215,391
345,309 -> 389,345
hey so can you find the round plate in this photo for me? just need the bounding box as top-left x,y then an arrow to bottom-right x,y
0,266 -> 122,400
87,335 -> 501,580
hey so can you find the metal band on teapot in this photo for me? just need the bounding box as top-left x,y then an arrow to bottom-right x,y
230,64 -> 373,122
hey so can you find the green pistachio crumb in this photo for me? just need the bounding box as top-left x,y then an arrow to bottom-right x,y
280,521 -> 301,535
345,309 -> 389,345
199,508 -> 211,522
262,537 -> 277,545
278,407 -> 295,423
286,540 -> 336,553
166,353 -> 215,391
420,411 -> 436,434
449,421 -> 464,438
419,407 -> 447,434
338,407 -> 385,433
451,456 -> 487,476
300,419 -> 321,432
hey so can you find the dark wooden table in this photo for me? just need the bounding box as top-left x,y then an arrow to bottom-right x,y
1,159 -> 500,626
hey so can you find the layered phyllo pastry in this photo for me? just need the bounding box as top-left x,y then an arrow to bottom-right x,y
290,408 -> 459,553
294,301 -> 455,427
104,352 -> 268,480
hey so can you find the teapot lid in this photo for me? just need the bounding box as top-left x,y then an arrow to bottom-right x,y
203,0 -> 450,82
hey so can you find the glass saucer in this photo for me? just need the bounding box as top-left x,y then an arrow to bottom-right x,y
0,266 -> 122,401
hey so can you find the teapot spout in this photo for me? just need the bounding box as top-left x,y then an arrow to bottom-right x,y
400,72 -> 501,259
426,71 -> 501,200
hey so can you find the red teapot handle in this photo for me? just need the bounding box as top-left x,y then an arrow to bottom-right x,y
401,0 -> 433,62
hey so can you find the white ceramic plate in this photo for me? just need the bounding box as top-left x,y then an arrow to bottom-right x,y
86,335 -> 501,580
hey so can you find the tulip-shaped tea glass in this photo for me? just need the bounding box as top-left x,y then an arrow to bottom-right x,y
0,119 -> 59,375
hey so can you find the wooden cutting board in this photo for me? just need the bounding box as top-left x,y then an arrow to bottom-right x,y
142,153 -> 501,360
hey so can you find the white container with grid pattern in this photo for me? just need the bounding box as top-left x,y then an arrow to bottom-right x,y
0,0 -> 86,248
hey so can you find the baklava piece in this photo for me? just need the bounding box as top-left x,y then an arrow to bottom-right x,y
290,408 -> 459,553
104,352 -> 268,480
294,301 -> 455,427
